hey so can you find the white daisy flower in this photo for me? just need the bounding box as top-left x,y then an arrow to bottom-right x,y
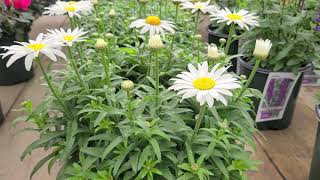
43,1 -> 93,18
129,15 -> 176,36
180,0 -> 218,14
169,61 -> 241,107
210,8 -> 260,30
0,33 -> 66,71
46,28 -> 88,47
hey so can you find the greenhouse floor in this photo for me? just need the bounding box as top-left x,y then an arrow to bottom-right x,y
0,16 -> 319,180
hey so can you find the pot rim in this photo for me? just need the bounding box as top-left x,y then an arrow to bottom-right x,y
237,57 -> 312,75
207,25 -> 229,39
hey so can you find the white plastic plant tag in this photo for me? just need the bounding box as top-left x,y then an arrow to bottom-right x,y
256,72 -> 301,122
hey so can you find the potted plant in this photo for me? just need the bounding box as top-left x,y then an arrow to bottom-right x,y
207,0 -> 261,72
0,102 -> 4,125
237,0 -> 320,130
9,1 -> 266,179
0,0 -> 34,85
310,102 -> 320,180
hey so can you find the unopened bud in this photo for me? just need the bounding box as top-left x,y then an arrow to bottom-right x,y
121,80 -> 134,91
95,38 -> 108,49
109,9 -> 116,17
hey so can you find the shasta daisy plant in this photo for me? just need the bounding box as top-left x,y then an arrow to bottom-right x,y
181,0 -> 218,50
1,33 -> 73,119
169,61 -> 240,140
210,7 -> 260,55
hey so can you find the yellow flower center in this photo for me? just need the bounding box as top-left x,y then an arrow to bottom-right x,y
27,43 -> 45,51
145,16 -> 161,26
63,35 -> 75,42
193,77 -> 216,90
227,13 -> 243,21
65,5 -> 76,12
194,2 -> 205,9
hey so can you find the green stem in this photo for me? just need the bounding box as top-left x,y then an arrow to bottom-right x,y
167,33 -> 176,68
35,58 -> 73,120
225,23 -> 235,54
69,17 -> 75,30
100,49 -> 111,87
76,44 -> 85,66
154,51 -> 160,111
192,105 -> 206,141
67,47 -> 86,89
139,3 -> 142,18
237,59 -> 261,100
174,4 -> 179,24
164,0 -> 168,17
191,11 -> 200,51
159,1 -> 162,18
112,18 -> 116,35
127,91 -> 133,122
147,53 -> 151,77
197,40 -> 200,63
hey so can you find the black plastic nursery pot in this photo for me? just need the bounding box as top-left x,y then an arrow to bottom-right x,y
237,57 -> 311,130
0,103 -> 4,125
208,25 -> 239,73
309,105 -> 320,180
0,36 -> 34,86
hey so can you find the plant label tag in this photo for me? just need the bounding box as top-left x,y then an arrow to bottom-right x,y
256,72 -> 301,122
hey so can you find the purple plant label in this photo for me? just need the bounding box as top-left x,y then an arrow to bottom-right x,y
256,72 -> 301,122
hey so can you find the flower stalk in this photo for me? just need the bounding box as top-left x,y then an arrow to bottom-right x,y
191,105 -> 206,141
237,59 -> 261,99
67,47 -> 86,89
224,23 -> 235,54
191,11 -> 200,51
34,58 -> 73,120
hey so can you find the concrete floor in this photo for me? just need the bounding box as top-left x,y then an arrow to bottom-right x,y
0,16 -> 320,180
0,16 -> 68,180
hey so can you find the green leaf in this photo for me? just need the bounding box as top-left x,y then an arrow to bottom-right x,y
149,138 -> 161,162
138,146 -> 151,171
113,143 -> 136,176
211,156 -> 229,179
60,119 -> 77,164
21,131 -> 65,160
129,151 -> 140,173
80,147 -> 104,158
30,150 -> 58,179
102,136 -> 123,160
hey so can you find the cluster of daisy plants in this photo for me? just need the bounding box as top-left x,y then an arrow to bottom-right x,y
2,0 -> 274,179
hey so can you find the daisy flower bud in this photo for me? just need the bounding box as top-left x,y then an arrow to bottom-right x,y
92,0 -> 98,5
121,80 -> 134,91
105,33 -> 114,39
195,34 -> 202,40
95,38 -> 108,49
219,38 -> 226,45
148,35 -> 164,50
139,0 -> 149,4
253,39 -> 272,60
109,9 -> 116,17
207,44 -> 220,60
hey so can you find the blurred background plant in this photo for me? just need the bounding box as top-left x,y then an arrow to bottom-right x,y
240,0 -> 320,72
0,0 -> 55,41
